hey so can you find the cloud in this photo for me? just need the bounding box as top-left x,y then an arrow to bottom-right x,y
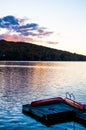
0,16 -> 19,29
47,41 -> 59,44
3,16 -> 19,25
0,33 -> 39,44
0,15 -> 59,44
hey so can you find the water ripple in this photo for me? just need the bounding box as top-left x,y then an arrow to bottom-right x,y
0,62 -> 86,130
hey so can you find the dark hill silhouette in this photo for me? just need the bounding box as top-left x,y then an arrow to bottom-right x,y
0,40 -> 86,61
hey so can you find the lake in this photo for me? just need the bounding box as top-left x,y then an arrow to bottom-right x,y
0,61 -> 86,130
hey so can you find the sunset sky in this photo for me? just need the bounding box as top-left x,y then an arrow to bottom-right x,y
0,0 -> 86,55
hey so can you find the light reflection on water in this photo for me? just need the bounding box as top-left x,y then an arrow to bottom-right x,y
0,61 -> 86,130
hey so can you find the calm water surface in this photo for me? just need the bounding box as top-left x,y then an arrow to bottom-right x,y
0,61 -> 86,130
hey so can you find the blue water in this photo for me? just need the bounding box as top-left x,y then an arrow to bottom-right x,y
0,61 -> 86,130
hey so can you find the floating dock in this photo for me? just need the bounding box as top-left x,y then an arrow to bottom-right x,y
22,97 -> 86,127
75,109 -> 86,127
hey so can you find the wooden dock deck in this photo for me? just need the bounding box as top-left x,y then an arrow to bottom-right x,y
22,98 -> 86,127
23,102 -> 75,126
75,109 -> 86,127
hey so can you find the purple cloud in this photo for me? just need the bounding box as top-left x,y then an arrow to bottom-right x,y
0,15 -> 59,44
0,15 -> 53,37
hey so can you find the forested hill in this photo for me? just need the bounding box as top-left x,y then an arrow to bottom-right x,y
0,40 -> 86,61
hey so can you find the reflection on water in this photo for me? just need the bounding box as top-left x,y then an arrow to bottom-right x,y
0,61 -> 86,130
